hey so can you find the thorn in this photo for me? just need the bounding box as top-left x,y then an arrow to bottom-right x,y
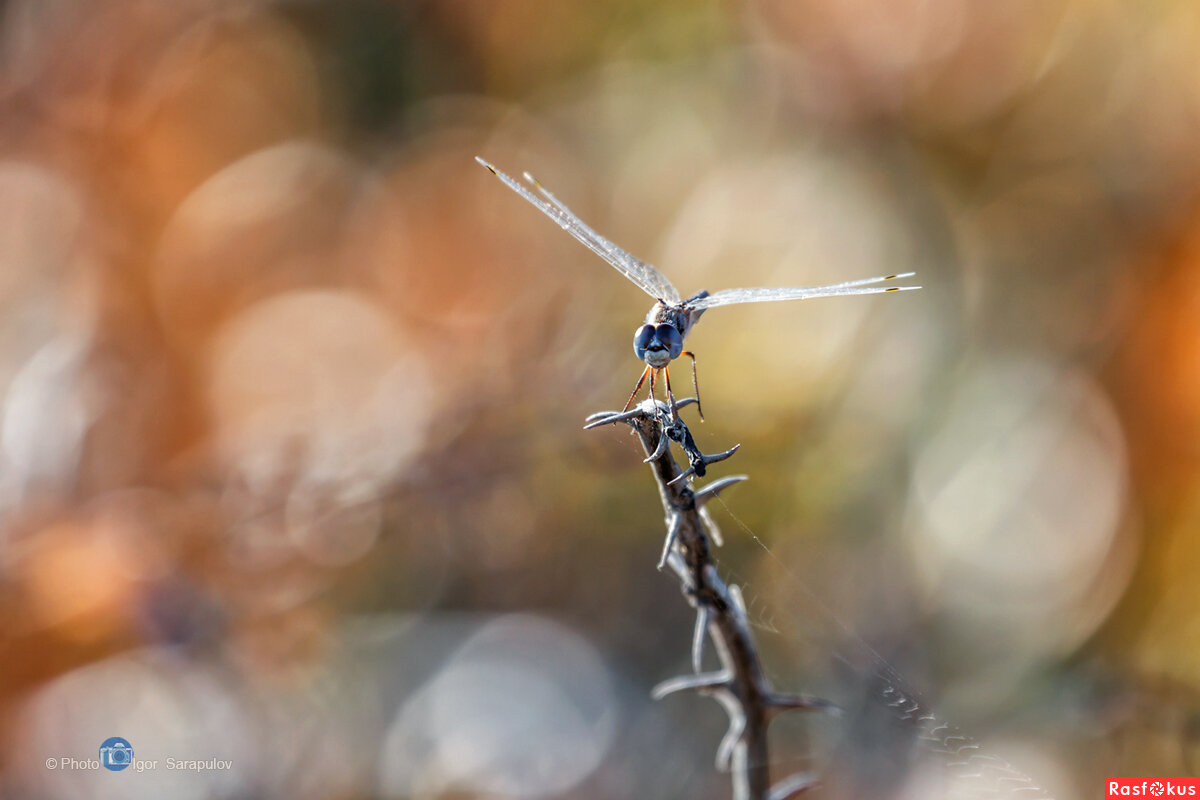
705,443 -> 741,465
583,407 -> 644,428
644,429 -> 670,462
699,503 -> 724,547
474,155 -> 498,174
672,441 -> 741,483
691,606 -> 709,673
664,549 -> 690,584
658,514 -> 682,571
651,671 -> 731,700
694,475 -> 748,505
667,465 -> 696,486
715,710 -> 747,772
710,690 -> 748,772
768,773 -> 821,800
728,584 -> 747,617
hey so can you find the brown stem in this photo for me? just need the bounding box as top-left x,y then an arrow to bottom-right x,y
588,400 -> 826,800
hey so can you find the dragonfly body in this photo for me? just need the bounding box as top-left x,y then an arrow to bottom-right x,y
476,157 -> 919,416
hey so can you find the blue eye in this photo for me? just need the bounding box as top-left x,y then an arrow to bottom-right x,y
633,325 -> 655,358
656,324 -> 683,359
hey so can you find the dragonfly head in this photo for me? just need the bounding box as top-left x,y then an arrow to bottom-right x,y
633,323 -> 683,368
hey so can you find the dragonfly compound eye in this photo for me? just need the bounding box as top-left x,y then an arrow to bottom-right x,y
656,324 -> 683,360
633,325 -> 656,359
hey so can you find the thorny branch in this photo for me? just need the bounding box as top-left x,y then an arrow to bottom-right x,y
586,399 -> 837,800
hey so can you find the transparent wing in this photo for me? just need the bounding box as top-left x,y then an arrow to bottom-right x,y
690,272 -> 919,309
476,157 -> 681,303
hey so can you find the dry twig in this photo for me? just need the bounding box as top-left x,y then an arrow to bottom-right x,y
586,398 -> 837,800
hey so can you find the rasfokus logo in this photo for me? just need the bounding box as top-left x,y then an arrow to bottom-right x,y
1107,778 -> 1200,797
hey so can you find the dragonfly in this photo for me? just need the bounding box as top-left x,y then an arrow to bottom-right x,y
476,157 -> 919,419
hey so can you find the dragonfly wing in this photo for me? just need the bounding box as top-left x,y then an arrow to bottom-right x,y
690,272 -> 919,309
476,157 -> 681,303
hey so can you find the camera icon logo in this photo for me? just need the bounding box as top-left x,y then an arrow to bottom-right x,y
98,737 -> 134,772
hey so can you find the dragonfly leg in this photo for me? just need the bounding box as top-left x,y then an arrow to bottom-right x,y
663,365 -> 679,421
622,365 -> 652,413
682,351 -> 703,421
649,368 -> 668,423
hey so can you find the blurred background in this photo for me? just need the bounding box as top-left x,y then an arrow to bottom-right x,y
0,1 -> 1198,798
